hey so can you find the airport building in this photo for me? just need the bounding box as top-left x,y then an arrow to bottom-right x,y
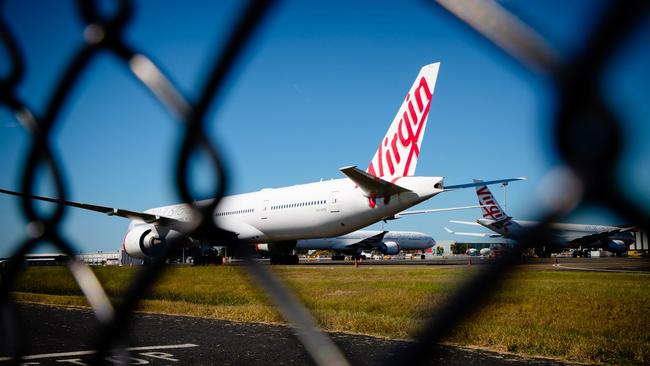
0,250 -> 144,267
630,229 -> 649,253
77,251 -> 121,266
77,250 -> 144,266
18,253 -> 69,266
432,240 -> 454,255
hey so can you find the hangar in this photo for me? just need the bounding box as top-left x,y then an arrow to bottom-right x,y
630,230 -> 649,254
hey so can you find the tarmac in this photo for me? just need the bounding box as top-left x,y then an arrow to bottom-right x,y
2,303 -> 573,365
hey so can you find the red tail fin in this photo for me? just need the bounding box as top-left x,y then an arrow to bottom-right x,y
367,63 -> 440,182
474,180 -> 508,221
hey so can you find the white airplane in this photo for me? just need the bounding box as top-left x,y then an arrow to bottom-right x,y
1,62 -> 523,264
257,230 -> 435,261
445,180 -> 636,257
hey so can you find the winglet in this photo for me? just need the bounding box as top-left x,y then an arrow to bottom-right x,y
340,166 -> 411,198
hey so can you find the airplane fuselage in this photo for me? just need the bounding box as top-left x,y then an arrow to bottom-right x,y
476,219 -> 635,247
139,176 -> 444,244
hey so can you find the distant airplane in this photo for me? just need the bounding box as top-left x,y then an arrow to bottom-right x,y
1,62 -> 523,264
257,230 -> 435,261
277,204 -> 490,262
445,180 -> 635,257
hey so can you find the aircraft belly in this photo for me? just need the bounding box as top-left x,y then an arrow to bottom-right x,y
295,238 -> 337,250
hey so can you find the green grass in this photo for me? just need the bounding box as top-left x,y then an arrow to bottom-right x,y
9,265 -> 650,365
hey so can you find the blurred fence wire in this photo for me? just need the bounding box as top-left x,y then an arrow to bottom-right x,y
1,0 -> 648,365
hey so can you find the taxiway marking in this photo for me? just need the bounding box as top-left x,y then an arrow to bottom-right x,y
0,343 -> 198,361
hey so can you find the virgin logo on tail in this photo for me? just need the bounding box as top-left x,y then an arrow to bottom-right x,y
475,185 -> 507,221
367,63 -> 440,183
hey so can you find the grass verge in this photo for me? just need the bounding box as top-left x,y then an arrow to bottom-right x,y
9,265 -> 650,365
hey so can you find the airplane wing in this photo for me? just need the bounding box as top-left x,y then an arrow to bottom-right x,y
339,166 -> 411,197
564,229 -> 622,244
332,231 -> 389,250
443,177 -> 527,191
0,188 -> 179,227
444,227 -> 503,238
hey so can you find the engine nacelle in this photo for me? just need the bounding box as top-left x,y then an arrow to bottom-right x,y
123,226 -> 162,259
606,240 -> 627,253
379,241 -> 400,255
123,227 -> 192,259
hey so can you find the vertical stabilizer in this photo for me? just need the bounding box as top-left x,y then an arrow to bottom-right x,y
367,63 -> 440,182
474,179 -> 509,221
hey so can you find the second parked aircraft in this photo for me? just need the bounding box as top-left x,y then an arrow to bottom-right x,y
445,180 -> 635,256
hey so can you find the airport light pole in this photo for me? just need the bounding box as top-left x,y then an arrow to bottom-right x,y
501,181 -> 508,211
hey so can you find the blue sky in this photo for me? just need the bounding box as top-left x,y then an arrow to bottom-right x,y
1,0 -> 649,256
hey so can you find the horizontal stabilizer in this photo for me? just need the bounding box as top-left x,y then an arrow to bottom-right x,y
395,204 -> 494,218
340,166 -> 411,198
444,227 -> 502,238
444,177 -> 527,191
449,220 -> 482,226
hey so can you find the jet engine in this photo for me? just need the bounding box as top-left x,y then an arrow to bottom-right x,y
123,226 -> 190,259
379,241 -> 400,255
606,240 -> 627,253
123,226 -> 162,259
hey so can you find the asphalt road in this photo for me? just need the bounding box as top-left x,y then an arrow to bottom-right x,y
1,303 -> 572,366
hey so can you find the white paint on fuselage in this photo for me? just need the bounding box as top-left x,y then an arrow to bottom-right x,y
138,176 -> 443,244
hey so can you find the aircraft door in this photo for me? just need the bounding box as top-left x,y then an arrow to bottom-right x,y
260,200 -> 269,219
329,191 -> 340,213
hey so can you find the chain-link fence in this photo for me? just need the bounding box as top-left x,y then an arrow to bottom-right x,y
1,0 -> 648,365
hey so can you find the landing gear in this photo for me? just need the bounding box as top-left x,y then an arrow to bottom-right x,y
269,253 -> 299,265
190,247 -> 224,266
265,241 -> 299,265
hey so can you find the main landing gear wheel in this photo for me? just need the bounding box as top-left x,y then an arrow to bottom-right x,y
269,254 -> 299,265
